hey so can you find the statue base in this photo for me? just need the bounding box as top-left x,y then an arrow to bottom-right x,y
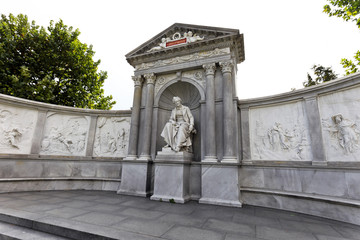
150,148 -> 193,203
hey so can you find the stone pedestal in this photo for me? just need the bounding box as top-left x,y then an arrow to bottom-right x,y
199,164 -> 242,207
150,148 -> 193,203
117,159 -> 152,197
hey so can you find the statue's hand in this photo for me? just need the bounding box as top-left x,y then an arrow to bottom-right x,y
189,125 -> 194,132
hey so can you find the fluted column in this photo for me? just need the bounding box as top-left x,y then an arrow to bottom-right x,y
126,75 -> 144,159
220,61 -> 237,162
203,63 -> 217,162
139,73 -> 156,160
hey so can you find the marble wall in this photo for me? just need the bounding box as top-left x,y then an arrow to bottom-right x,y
0,94 -> 131,193
239,72 -> 360,225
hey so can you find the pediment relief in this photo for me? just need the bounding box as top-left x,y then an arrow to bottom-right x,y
126,23 -> 244,66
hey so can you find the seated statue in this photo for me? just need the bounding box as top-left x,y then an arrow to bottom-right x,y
161,96 -> 196,152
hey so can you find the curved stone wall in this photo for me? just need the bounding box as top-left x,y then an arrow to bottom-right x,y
0,94 -> 131,193
239,72 -> 360,225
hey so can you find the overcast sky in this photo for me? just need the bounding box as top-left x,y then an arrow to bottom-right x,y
3,0 -> 360,109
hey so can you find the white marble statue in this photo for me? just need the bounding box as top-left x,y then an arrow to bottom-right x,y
186,31 -> 204,43
161,96 -> 196,152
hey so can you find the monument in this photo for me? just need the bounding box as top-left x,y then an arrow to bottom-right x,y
2,23 -> 360,225
118,23 -> 244,206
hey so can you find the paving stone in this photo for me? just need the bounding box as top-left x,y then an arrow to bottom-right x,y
72,212 -> 127,226
44,207 -> 90,219
256,226 -> 317,240
82,203 -> 125,213
278,219 -> 342,237
233,212 -> 281,227
158,213 -> 205,227
225,234 -> 262,240
120,207 -> 165,219
18,195 -> 52,201
189,208 -> 234,221
153,202 -> 196,215
94,196 -> 130,205
59,200 -> 96,208
332,226 -> 360,240
203,219 -> 255,236
163,226 -> 224,240
18,203 -> 61,213
113,218 -> 174,237
73,195 -> 104,201
121,199 -> 161,209
255,208 -> 304,221
38,197 -> 73,204
315,235 -> 357,240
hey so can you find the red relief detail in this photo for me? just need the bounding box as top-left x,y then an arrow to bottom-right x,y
166,38 -> 187,47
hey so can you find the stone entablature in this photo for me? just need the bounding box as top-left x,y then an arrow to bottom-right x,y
135,48 -> 230,71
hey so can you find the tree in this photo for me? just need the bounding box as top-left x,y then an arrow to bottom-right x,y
324,0 -> 360,75
0,14 -> 115,109
303,64 -> 338,87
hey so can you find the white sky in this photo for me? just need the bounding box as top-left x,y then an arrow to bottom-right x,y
3,0 -> 360,110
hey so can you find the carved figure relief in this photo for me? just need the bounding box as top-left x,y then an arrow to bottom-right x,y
41,114 -> 89,156
136,48 -> 230,71
250,101 -> 312,161
147,31 -> 204,53
0,105 -> 37,154
253,121 -> 310,160
93,117 -> 130,157
322,114 -> 360,155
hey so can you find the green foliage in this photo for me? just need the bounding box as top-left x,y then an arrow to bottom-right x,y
324,0 -> 360,29
341,50 -> 360,75
0,14 -> 115,109
324,0 -> 360,75
303,65 -> 338,87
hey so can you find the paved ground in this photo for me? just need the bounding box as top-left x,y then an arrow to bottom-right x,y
0,190 -> 360,240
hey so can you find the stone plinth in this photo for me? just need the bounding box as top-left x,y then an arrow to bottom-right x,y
150,148 -> 193,203
117,159 -> 152,197
199,164 -> 242,207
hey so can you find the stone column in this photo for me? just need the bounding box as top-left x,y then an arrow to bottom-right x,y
203,63 -> 217,162
220,61 -> 237,163
139,73 -> 156,160
126,75 -> 144,160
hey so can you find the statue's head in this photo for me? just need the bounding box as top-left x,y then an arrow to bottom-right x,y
172,96 -> 182,107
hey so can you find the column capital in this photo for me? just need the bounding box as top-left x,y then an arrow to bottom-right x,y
220,61 -> 234,74
144,73 -> 156,85
132,75 -> 143,87
203,63 -> 216,76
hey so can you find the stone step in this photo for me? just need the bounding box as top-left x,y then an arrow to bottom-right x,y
0,221 -> 70,240
0,208 -> 123,240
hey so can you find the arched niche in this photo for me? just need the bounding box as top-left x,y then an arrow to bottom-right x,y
155,80 -> 203,161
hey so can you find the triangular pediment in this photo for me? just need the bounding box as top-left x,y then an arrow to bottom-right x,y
126,23 -> 244,66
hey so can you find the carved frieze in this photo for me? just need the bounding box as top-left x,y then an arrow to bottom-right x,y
135,48 -> 230,71
0,104 -> 37,154
318,86 -> 360,161
322,114 -> 360,156
40,113 -> 89,156
250,101 -> 312,161
93,117 -> 131,157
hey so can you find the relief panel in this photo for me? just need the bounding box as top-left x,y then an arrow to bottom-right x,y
93,117 -> 131,157
0,104 -> 38,154
40,113 -> 90,156
319,86 -> 360,161
249,101 -> 312,161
